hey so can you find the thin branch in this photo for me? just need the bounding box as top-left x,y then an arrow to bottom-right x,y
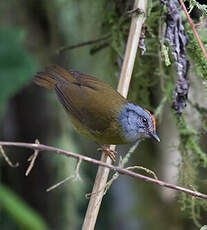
104,141 -> 156,194
25,139 -> 40,176
85,185 -> 106,200
46,158 -> 82,192
1,141 -> 207,199
125,166 -> 158,180
0,145 -> 19,168
46,175 -> 74,192
121,140 -> 140,166
178,0 -> 207,60
125,8 -> 145,17
57,35 -> 111,54
191,196 -> 202,228
74,158 -> 82,181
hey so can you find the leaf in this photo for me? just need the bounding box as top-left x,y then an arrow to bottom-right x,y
0,184 -> 49,230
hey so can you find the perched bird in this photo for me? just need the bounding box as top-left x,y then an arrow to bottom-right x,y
34,65 -> 160,159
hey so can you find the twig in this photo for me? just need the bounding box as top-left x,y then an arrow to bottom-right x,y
46,158 -> 82,192
154,95 -> 168,120
105,165 -> 158,195
104,171 -> 119,194
25,139 -> 40,176
57,35 -> 111,54
85,186 -> 105,200
1,141 -> 207,199
104,141 -> 155,194
104,144 -> 137,195
0,145 -> 19,168
125,165 -> 158,180
178,0 -> 207,60
121,140 -> 140,166
74,158 -> 82,181
46,175 -> 74,192
191,196 -> 202,228
125,8 -> 145,17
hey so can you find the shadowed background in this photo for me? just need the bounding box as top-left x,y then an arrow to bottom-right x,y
0,0 -> 207,230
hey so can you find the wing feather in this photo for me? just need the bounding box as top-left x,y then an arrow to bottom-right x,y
35,65 -> 127,139
53,70 -> 126,134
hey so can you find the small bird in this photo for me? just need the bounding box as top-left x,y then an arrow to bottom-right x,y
34,65 -> 160,160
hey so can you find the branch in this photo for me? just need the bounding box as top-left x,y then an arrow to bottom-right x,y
178,0 -> 207,60
46,158 -> 82,192
25,139 -> 40,176
0,141 -> 207,200
0,145 -> 19,168
57,35 -> 111,54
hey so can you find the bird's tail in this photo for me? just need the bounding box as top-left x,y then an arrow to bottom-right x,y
34,65 -> 73,89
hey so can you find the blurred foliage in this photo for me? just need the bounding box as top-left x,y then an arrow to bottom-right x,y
186,0 -> 207,16
0,184 -> 49,230
1,0 -> 207,229
0,27 -> 38,119
186,24 -> 207,96
159,1 -> 207,225
176,115 -> 207,226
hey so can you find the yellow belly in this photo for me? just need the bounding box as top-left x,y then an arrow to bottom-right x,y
68,114 -> 125,144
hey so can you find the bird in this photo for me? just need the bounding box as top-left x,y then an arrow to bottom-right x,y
34,65 -> 160,160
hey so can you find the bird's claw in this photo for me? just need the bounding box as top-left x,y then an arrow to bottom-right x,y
98,146 -> 116,162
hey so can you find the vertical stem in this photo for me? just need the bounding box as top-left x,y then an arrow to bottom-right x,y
117,0 -> 147,97
82,147 -> 114,230
82,1 -> 148,229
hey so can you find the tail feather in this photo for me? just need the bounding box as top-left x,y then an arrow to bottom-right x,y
33,65 -> 74,89
33,72 -> 57,89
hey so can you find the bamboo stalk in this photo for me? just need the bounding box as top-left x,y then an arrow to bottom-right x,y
117,1 -> 147,96
82,1 -> 148,229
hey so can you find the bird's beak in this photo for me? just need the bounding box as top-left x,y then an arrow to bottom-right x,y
150,132 -> 160,142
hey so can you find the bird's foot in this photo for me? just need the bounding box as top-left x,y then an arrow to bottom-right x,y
97,146 -> 116,162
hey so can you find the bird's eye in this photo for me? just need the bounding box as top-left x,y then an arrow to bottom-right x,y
142,118 -> 147,123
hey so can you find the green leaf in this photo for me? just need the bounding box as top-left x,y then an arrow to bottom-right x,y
0,27 -> 38,118
0,184 -> 49,230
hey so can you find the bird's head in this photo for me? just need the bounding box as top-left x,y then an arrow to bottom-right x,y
119,103 -> 160,143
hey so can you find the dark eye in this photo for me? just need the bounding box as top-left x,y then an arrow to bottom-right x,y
142,118 -> 147,123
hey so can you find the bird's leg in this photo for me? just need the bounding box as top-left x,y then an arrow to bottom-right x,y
97,145 -> 116,162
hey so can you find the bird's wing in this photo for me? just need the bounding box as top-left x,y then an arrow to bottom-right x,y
53,68 -> 127,134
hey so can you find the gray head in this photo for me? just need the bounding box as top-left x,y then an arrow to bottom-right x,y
119,103 -> 160,143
